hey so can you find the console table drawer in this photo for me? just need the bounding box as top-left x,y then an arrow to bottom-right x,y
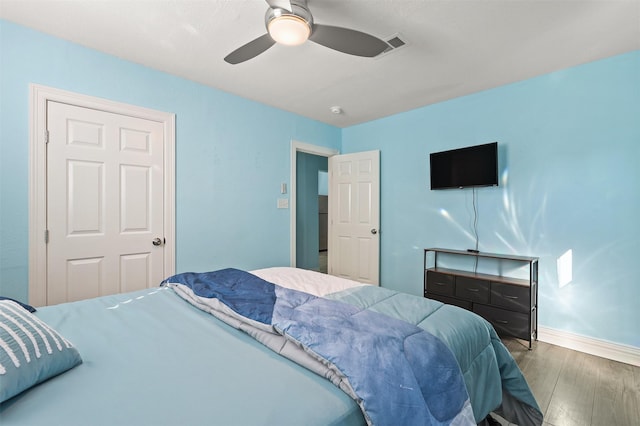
426,271 -> 455,296
455,277 -> 490,304
473,304 -> 529,340
426,293 -> 472,310
491,282 -> 530,313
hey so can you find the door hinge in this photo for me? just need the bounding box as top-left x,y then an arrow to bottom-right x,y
44,130 -> 49,144
44,229 -> 49,243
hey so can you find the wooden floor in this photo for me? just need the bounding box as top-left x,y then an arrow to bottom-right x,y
503,338 -> 640,426
319,250 -> 328,274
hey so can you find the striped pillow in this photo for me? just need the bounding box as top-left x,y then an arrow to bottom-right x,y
0,300 -> 82,402
0,296 -> 36,313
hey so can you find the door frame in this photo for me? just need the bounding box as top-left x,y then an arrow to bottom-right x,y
28,84 -> 176,306
289,140 -> 338,267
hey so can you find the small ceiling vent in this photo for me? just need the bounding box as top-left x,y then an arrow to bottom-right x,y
386,36 -> 406,49
377,33 -> 408,58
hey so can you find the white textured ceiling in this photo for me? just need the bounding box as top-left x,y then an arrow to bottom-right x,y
1,0 -> 639,127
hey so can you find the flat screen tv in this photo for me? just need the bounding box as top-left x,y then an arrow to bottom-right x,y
430,142 -> 498,190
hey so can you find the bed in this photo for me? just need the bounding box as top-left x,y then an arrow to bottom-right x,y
0,267 -> 542,425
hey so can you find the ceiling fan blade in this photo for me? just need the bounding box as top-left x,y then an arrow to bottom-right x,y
224,33 -> 276,64
309,24 -> 388,57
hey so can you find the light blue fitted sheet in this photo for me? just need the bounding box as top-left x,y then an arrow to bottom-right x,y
0,287 -> 364,426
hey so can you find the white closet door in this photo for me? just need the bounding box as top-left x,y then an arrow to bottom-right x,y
46,101 -> 165,304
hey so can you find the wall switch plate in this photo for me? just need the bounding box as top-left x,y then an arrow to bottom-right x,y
277,198 -> 289,209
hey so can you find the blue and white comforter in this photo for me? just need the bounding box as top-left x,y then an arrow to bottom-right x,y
325,285 -> 543,425
163,268 -> 476,426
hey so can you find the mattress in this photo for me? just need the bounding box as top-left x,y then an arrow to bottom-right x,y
1,267 -> 541,426
179,267 -> 542,425
0,283 -> 365,426
165,268 -> 477,426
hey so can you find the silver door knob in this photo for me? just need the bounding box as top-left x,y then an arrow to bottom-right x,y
152,237 -> 163,246
371,229 -> 378,235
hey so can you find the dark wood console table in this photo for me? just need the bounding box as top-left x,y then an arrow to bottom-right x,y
424,248 -> 538,349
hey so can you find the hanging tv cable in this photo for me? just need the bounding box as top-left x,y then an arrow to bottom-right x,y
472,187 -> 479,272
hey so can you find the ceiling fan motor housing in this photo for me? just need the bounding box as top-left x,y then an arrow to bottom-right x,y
265,3 -> 314,42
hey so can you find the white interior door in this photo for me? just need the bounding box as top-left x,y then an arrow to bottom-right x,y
46,101 -> 165,304
328,150 -> 380,285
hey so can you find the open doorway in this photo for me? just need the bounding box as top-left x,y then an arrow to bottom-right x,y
290,142 -> 380,283
290,141 -> 338,273
318,171 -> 328,273
295,151 -> 327,272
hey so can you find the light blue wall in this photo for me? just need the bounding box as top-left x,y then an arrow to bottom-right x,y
318,171 -> 329,196
2,19 -> 638,350
343,51 -> 640,348
0,20 -> 341,302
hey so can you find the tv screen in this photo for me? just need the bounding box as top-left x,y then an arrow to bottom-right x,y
430,142 -> 498,189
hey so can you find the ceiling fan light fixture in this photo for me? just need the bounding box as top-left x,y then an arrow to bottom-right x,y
268,14 -> 311,46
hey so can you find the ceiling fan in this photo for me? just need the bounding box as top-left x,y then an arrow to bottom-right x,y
224,0 -> 389,64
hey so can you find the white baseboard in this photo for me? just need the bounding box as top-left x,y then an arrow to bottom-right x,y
538,326 -> 640,367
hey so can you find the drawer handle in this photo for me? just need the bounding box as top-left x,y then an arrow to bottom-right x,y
434,282 -> 447,286
467,288 -> 480,292
504,295 -> 519,300
495,320 -> 509,324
